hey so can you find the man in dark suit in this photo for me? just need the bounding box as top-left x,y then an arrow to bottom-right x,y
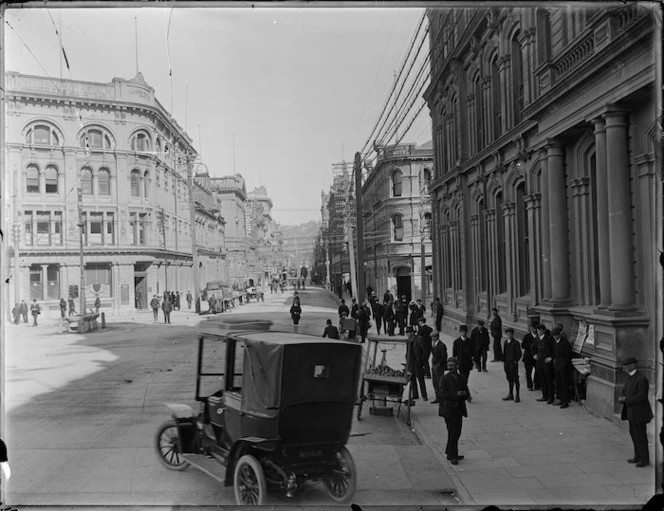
551,325 -> 572,408
430,331 -> 448,404
322,319 -> 340,339
490,307 -> 503,362
372,300 -> 384,335
534,324 -> 555,404
417,317 -> 433,378
619,357 -> 653,467
521,322 -> 539,391
438,357 -> 469,465
470,319 -> 490,372
395,300 -> 406,336
434,297 -> 444,332
406,327 -> 427,404
350,298 -> 359,319
338,299 -> 350,319
452,325 -> 474,402
502,327 -> 522,403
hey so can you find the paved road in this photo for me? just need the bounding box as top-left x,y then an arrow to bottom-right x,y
5,286 -> 455,508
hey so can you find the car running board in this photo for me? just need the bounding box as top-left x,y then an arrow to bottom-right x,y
182,453 -> 226,484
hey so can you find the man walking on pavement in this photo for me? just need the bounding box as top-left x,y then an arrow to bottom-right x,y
417,317 -> 433,378
372,299 -> 384,335
186,291 -> 193,309
551,325 -> 572,408
150,295 -> 160,321
175,291 -> 181,311
383,301 -> 395,336
161,297 -> 172,324
30,299 -> 41,327
452,325 -> 474,402
470,319 -> 490,372
521,322 -> 539,391
534,324 -> 555,404
12,303 -> 20,325
434,297 -> 443,332
20,300 -> 28,323
59,298 -> 67,318
502,328 -> 522,403
430,331 -> 448,404
619,356 -> 653,468
68,297 -> 76,316
439,357 -> 469,465
95,296 -> 101,314
490,307 -> 503,362
395,299 -> 406,336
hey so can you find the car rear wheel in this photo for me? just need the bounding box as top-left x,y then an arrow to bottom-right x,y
234,454 -> 267,505
154,420 -> 190,471
323,446 -> 357,504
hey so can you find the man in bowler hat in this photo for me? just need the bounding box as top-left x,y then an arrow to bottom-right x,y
430,331 -> 448,404
619,357 -> 653,467
452,325 -> 474,402
534,324 -> 555,404
551,325 -> 573,408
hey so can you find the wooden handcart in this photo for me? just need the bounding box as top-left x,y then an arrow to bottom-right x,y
356,334 -> 414,426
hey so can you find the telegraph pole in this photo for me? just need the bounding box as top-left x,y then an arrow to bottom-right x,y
187,155 -> 200,312
77,185 -> 86,314
355,152 -> 365,304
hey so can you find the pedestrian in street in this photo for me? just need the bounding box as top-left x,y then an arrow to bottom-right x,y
12,303 -> 20,325
434,297 -> 444,332
502,328 -> 522,403
470,319 -> 490,372
372,299 -> 384,335
383,289 -> 393,305
0,438 -> 10,481
417,317 -> 433,378
175,291 -> 181,310
150,295 -> 160,321
534,324 -> 555,404
290,299 -> 302,334
30,299 -> 41,327
350,298 -> 359,319
490,307 -> 503,362
521,322 -> 539,391
20,300 -> 28,323
395,299 -> 406,336
161,297 -> 172,324
383,301 -> 395,336
619,356 -> 653,468
416,299 -> 426,321
338,299 -> 349,319
68,297 -> 76,316
551,325 -> 572,408
357,304 -> 370,343
322,319 -> 340,339
186,291 -> 192,309
438,357 -> 469,465
406,326 -> 427,404
430,331 -> 448,404
59,298 -> 67,318
452,325 -> 474,402
94,296 -> 101,314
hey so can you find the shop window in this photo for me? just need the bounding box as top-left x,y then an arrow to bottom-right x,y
29,265 -> 43,301
85,263 -> 112,296
98,168 -> 111,196
26,165 -> 40,194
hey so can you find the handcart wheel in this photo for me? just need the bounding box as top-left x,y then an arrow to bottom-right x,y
323,446 -> 357,504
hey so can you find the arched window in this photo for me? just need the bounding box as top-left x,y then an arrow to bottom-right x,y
80,128 -> 112,150
98,168 -> 111,196
81,168 -> 93,195
392,170 -> 403,197
26,164 -> 40,193
131,170 -> 141,197
131,131 -> 151,152
25,124 -> 60,146
491,55 -> 502,140
143,171 -> 150,198
45,165 -> 58,194
392,215 -> 404,241
512,30 -> 524,125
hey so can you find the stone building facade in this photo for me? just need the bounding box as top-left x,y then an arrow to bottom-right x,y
361,142 -> 433,303
424,5 -> 661,418
6,72 -> 226,315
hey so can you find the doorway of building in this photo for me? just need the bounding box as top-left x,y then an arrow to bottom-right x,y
396,266 -> 411,303
134,275 -> 147,309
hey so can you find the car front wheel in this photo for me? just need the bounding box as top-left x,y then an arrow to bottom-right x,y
323,446 -> 357,504
234,454 -> 267,505
154,420 -> 190,471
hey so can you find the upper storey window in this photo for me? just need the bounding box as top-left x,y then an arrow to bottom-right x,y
392,170 -> 403,197
131,131 -> 151,152
25,124 -> 60,146
80,128 -> 113,150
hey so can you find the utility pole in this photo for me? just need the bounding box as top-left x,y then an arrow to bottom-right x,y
77,186 -> 86,314
355,152 -> 365,304
187,155 -> 200,312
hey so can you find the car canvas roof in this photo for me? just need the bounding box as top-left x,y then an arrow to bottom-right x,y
241,331 -> 357,346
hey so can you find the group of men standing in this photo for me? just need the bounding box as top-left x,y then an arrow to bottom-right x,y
11,299 -> 41,327
150,291 -> 192,324
367,290 -> 432,337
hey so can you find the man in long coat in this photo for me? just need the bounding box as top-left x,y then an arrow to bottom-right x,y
490,307 -> 503,362
372,300 -> 384,335
430,331 -> 448,404
619,356 -> 653,468
502,327 -> 522,403
406,327 -> 428,403
551,325 -> 572,408
470,319 -> 490,372
521,322 -> 539,391
534,324 -> 555,404
417,317 -> 433,378
434,297 -> 444,332
439,357 -> 469,465
452,325 -> 474,402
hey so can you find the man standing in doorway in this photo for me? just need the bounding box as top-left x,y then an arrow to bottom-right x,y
490,307 -> 503,362
619,357 -> 653,468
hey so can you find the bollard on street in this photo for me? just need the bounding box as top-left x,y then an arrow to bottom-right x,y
101,312 -> 106,329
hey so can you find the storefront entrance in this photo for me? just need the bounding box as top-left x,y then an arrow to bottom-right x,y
395,266 -> 411,303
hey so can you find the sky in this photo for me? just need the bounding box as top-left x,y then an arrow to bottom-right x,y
5,5 -> 431,225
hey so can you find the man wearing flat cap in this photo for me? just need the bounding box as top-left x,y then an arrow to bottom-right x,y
471,319 -> 490,372
619,357 -> 653,467
552,325 -> 572,408
502,327 -> 522,403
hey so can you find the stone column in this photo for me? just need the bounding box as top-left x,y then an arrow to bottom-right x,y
498,55 -> 512,130
603,109 -> 636,311
41,264 -> 49,301
592,118 -> 611,309
539,150 -> 552,302
525,193 -> 541,304
502,201 -> 517,307
546,141 -> 570,304
485,209 -> 497,308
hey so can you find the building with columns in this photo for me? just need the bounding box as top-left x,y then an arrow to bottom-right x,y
361,142 -> 433,303
6,71 -> 226,315
424,5 -> 661,419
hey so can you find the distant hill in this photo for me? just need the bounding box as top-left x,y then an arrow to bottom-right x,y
278,220 -> 320,268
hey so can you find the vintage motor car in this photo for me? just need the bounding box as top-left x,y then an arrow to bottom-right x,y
154,317 -> 362,505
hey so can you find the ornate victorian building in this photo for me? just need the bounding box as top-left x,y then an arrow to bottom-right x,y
424,6 -> 661,418
6,72 -> 226,314
361,142 -> 433,303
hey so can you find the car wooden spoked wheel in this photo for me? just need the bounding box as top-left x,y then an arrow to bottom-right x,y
234,454 -> 267,506
323,447 -> 357,504
154,420 -> 189,471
